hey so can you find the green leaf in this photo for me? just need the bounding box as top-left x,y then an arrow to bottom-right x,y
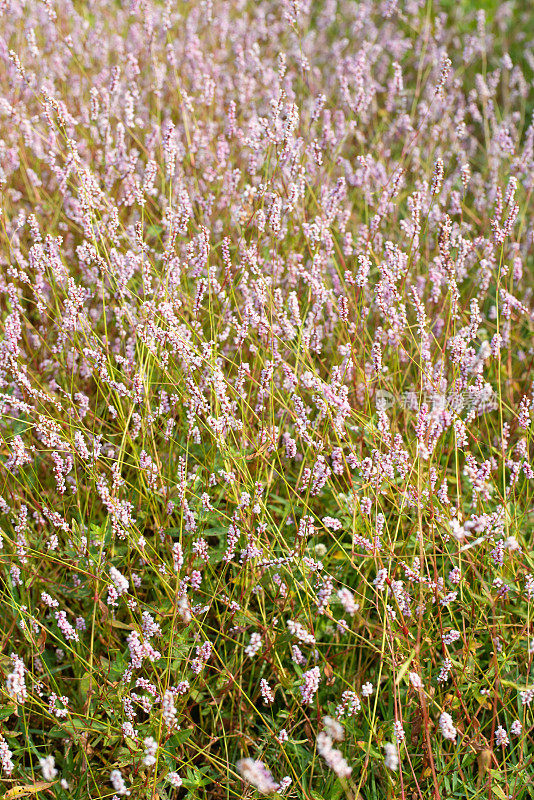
165,729 -> 193,749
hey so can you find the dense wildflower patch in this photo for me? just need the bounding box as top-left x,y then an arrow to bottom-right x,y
0,1 -> 534,798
